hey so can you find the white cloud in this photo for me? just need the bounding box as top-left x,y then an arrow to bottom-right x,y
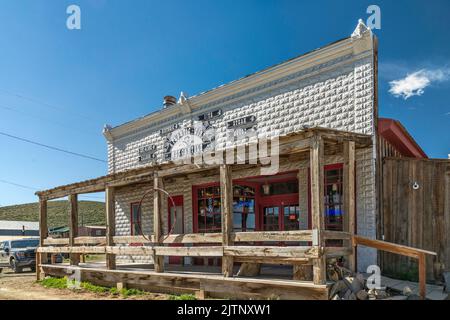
389,68 -> 450,99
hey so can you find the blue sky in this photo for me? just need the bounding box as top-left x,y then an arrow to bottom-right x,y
0,0 -> 449,206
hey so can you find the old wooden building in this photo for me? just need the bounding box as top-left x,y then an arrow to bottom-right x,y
34,21 -> 443,299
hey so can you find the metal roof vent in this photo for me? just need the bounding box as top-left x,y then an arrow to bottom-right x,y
163,95 -> 177,108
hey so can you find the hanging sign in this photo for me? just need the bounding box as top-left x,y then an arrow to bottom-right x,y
227,115 -> 257,130
197,109 -> 223,122
138,144 -> 157,163
159,123 -> 180,135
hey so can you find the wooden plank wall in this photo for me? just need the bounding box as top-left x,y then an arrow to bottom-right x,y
381,158 -> 450,282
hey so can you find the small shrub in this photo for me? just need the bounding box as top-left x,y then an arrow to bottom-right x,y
120,288 -> 145,298
38,276 -> 150,298
39,277 -> 68,289
80,282 -> 109,294
169,294 -> 196,300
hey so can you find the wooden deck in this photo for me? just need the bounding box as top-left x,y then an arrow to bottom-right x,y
40,263 -> 329,300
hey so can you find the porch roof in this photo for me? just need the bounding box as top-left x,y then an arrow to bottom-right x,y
35,127 -> 372,200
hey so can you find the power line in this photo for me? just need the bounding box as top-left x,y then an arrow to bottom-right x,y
0,179 -> 37,191
0,178 -> 104,200
0,103 -> 99,136
0,88 -> 102,125
0,131 -> 107,163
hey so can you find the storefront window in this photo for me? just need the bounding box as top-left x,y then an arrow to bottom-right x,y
263,206 -> 279,231
197,186 -> 221,233
324,166 -> 343,231
233,186 -> 256,231
196,184 -> 256,233
283,205 -> 300,231
130,203 -> 141,235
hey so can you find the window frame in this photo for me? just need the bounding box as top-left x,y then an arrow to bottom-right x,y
130,202 -> 142,236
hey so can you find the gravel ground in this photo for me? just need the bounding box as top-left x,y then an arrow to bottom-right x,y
0,268 -> 170,300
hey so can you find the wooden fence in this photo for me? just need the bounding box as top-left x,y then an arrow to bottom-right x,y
381,157 -> 450,282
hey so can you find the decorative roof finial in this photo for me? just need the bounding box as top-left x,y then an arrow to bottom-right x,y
178,91 -> 188,104
351,19 -> 371,39
103,124 -> 112,133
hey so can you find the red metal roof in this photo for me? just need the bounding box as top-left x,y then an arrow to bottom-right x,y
378,118 -> 428,159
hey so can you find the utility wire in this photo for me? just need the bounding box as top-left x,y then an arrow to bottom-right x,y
0,103 -> 99,136
0,88 -> 102,125
0,178 -> 104,200
0,179 -> 36,191
0,131 -> 107,163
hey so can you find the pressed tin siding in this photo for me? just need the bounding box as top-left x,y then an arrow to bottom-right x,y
107,56 -> 374,174
110,40 -> 377,270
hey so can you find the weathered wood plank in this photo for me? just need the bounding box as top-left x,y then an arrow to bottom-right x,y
343,140 -> 356,272
220,164 -> 234,277
381,158 -> 450,282
322,231 -> 351,240
235,257 -> 310,265
234,230 -> 313,242
353,235 -> 436,258
37,245 -> 321,260
105,187 -> 116,270
418,252 -> 426,299
113,230 -> 313,244
40,264 -> 329,300
224,246 -> 319,258
68,194 -> 80,266
153,173 -> 164,272
310,133 -> 326,285
37,199 -> 48,280
44,237 -> 106,246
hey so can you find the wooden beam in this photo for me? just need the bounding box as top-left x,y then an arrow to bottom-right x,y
310,133 -> 326,285
37,198 -> 48,280
105,187 -> 116,270
224,246 -> 319,258
234,257 -> 310,265
41,264 -> 329,300
37,245 -> 319,259
343,140 -> 356,272
220,164 -> 234,277
234,230 -> 313,242
43,230 -> 314,246
153,173 -> 164,272
352,235 -> 436,259
418,253 -> 426,299
68,194 -> 80,266
322,231 -> 351,240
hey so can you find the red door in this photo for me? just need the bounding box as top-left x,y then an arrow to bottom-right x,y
168,195 -> 184,265
259,194 -> 300,232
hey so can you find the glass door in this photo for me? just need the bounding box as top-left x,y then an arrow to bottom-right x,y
283,205 -> 300,231
168,196 -> 184,265
262,206 -> 280,231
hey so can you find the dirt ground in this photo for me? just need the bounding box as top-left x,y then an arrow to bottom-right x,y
0,268 -> 170,300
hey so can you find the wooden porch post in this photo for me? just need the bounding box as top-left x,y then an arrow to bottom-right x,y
106,187 -> 116,270
418,253 -> 426,299
37,198 -> 48,280
153,173 -> 165,273
310,133 -> 326,285
68,194 -> 80,266
343,140 -> 356,272
220,164 -> 234,277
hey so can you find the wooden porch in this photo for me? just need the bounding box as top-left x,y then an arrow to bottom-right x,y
35,127 -> 407,300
